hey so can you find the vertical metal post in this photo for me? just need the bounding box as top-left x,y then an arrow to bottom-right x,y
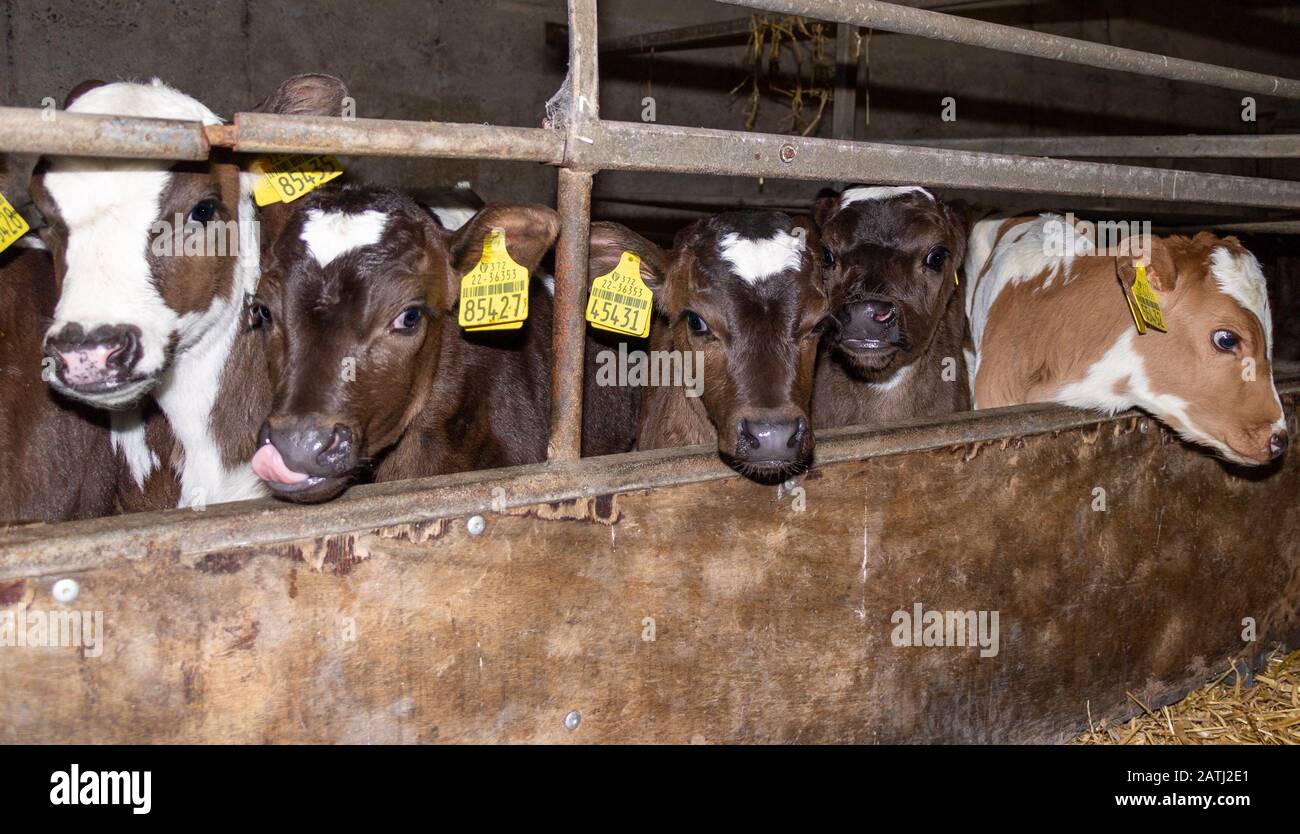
548,0 -> 600,461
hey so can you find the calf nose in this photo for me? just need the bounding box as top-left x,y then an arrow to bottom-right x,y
45,323 -> 142,387
255,418 -> 357,482
1269,430 -> 1288,460
736,415 -> 807,463
840,298 -> 899,344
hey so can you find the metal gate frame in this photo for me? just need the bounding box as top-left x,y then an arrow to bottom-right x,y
2,0 -> 1300,463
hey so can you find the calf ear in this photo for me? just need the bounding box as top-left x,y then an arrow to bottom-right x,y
1117,236 -> 1177,293
812,188 -> 841,227
253,74 -> 349,117
249,75 -> 350,253
940,198 -> 970,265
589,221 -> 666,294
64,79 -> 107,109
450,203 -> 559,277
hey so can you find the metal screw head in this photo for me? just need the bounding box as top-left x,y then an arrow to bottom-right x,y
52,578 -> 79,605
779,143 -> 797,163
467,515 -> 486,536
564,709 -> 581,731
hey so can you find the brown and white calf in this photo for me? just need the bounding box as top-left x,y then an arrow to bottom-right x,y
249,186 -> 560,502
811,185 -> 970,428
28,74 -> 347,508
965,213 -> 1287,465
590,211 -> 831,483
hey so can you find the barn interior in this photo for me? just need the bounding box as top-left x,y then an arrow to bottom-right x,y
1,0 -> 1298,748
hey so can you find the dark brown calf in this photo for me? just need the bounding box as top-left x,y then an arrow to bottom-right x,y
811,186 -> 970,428
589,211 -> 831,483
0,246 -> 118,522
250,186 -> 560,502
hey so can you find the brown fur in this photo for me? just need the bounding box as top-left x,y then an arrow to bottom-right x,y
591,213 -> 830,483
811,188 -> 971,429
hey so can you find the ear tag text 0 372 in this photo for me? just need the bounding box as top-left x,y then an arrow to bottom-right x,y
0,192 -> 31,255
586,251 -> 653,339
253,154 -> 345,207
458,229 -> 529,332
1129,263 -> 1167,334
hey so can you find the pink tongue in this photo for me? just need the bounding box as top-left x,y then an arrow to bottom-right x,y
251,443 -> 310,485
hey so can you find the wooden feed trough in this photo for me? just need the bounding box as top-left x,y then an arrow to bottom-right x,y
2,370 -> 1296,743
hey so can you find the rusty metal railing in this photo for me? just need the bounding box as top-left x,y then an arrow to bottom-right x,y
3,0 -> 1300,462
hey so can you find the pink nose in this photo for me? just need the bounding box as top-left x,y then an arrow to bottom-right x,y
58,345 -> 120,385
45,323 -> 141,388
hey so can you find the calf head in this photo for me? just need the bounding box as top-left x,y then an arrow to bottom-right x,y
1106,233 -> 1286,466
251,186 -> 558,502
593,211 -> 830,482
30,75 -> 345,408
814,185 -> 967,380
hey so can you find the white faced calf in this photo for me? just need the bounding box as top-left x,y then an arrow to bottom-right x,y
29,75 -> 347,505
966,213 -> 1287,466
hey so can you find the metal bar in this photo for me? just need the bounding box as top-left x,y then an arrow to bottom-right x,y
0,106 -> 209,160
831,24 -> 856,139
550,169 -> 592,461
6,378 -> 1298,576
1163,219 -> 1300,236
229,112 -> 565,162
721,0 -> 1300,100
546,0 -> 599,462
887,134 -> 1300,158
546,17 -> 769,55
574,120 -> 1300,210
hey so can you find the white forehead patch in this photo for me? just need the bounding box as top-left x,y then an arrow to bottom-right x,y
841,186 -> 934,207
719,230 -> 805,285
301,209 -> 389,268
1210,246 -> 1273,357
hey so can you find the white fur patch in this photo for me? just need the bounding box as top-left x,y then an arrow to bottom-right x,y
841,186 -> 934,207
109,409 -> 160,488
1210,247 -> 1273,358
301,209 -> 389,267
431,206 -> 475,231
719,230 -> 804,285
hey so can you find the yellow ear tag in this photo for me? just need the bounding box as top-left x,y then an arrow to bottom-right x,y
586,251 -> 653,339
458,229 -> 529,332
254,154 -> 344,206
953,270 -> 959,287
1130,263 -> 1167,333
0,192 -> 32,255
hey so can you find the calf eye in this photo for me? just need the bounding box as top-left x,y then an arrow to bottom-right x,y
392,307 -> 423,331
188,198 -> 220,224
822,246 -> 835,267
250,302 -> 273,328
685,311 -> 710,336
1211,329 -> 1240,352
923,245 -> 950,272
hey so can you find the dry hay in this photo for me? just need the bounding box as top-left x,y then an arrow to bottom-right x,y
734,15 -> 836,136
1072,648 -> 1300,745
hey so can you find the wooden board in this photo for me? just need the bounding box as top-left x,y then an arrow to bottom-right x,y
1,391 -> 1297,743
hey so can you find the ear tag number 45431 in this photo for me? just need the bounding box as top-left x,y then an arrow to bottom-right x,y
586,251 -> 652,339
